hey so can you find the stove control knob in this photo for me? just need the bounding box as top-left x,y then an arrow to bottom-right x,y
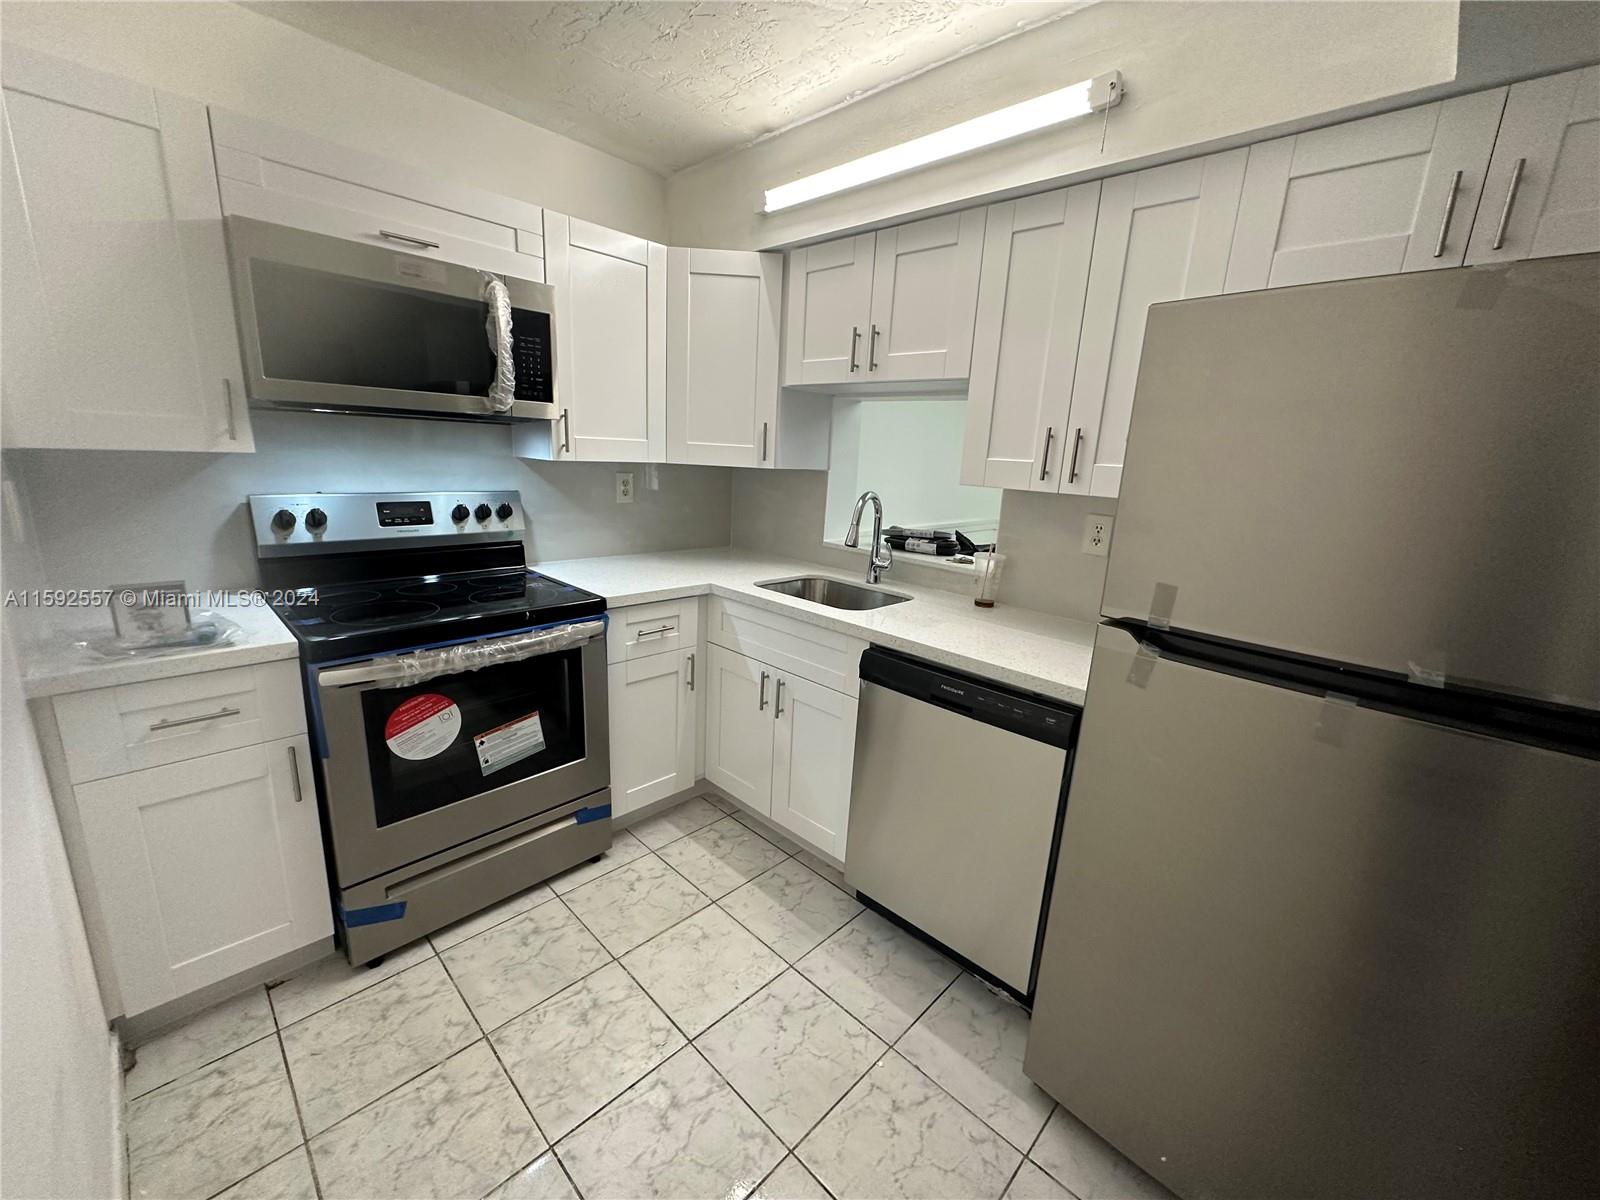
474,503 -> 492,522
452,504 -> 470,523
496,502 -> 514,521
271,509 -> 296,532
305,508 -> 328,531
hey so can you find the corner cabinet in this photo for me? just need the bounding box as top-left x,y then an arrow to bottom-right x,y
783,211 -> 985,387
1,45 -> 250,452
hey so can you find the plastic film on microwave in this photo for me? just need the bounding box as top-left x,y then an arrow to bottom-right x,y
481,272 -> 516,413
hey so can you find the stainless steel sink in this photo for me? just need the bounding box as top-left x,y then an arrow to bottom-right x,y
757,576 -> 912,611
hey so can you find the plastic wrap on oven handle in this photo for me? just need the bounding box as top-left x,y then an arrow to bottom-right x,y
318,620 -> 605,690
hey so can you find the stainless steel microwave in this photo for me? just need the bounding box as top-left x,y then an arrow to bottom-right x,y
226,217 -> 557,423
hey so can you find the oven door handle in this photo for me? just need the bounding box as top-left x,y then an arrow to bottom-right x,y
316,619 -> 606,691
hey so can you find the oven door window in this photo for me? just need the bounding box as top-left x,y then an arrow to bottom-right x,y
361,648 -> 585,827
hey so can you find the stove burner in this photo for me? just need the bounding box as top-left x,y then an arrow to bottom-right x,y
331,600 -> 440,626
470,585 -> 527,603
396,581 -> 460,597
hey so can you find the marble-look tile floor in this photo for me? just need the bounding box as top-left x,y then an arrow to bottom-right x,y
123,796 -> 1173,1200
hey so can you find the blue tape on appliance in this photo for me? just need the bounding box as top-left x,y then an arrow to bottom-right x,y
342,900 -> 407,927
575,803 -> 612,825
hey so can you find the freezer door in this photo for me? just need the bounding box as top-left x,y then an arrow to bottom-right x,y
1025,624 -> 1600,1200
1104,254 -> 1599,708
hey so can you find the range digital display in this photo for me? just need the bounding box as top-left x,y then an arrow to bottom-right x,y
376,501 -> 434,527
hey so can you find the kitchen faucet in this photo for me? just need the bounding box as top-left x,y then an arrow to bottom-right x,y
843,490 -> 892,584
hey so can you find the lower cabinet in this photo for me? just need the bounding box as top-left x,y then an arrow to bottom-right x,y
704,642 -> 857,859
73,734 -> 330,1016
607,648 -> 698,818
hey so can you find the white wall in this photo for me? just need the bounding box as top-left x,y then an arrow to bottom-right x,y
0,623 -> 118,1200
0,0 -> 667,240
2,412 -> 733,601
669,0 -> 1463,248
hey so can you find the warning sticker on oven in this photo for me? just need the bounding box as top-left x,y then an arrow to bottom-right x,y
384,693 -> 461,760
474,710 -> 546,776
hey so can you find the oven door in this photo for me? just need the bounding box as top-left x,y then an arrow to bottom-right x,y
314,622 -> 608,886
227,216 -> 557,422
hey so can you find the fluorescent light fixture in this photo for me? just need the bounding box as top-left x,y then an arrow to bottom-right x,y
763,70 -> 1123,214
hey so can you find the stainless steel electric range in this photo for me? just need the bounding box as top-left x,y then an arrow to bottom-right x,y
250,491 -> 610,965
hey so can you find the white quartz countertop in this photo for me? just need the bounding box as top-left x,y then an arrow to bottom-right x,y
535,548 -> 1097,705
21,595 -> 299,699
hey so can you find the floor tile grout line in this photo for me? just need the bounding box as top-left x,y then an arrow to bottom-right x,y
197,1144 -> 312,1200
269,1026 -> 323,1200
428,885 -> 560,955
123,1023 -> 280,1104
268,939 -> 440,1032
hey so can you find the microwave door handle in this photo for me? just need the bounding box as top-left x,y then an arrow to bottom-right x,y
316,619 -> 606,690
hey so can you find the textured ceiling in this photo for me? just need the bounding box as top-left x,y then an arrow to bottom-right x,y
246,1 -> 1092,175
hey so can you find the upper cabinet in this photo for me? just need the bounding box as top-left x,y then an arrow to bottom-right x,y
961,184 -> 1099,491
542,213 -> 667,463
210,111 -> 546,283
666,248 -> 781,467
1225,90 -> 1506,291
783,213 -> 984,387
1,46 -> 249,452
1465,66 -> 1600,264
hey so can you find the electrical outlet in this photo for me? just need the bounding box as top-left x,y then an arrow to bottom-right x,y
615,471 -> 635,504
1082,514 -> 1113,556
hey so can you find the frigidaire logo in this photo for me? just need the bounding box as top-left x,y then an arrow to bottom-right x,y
938,684 -> 965,697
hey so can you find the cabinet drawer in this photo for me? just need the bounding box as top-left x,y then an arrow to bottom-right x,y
606,598 -> 701,663
706,597 -> 867,695
53,660 -> 306,783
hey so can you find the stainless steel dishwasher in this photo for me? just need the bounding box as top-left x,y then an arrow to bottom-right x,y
845,647 -> 1079,1000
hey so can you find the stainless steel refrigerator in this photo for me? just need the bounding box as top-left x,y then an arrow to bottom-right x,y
1024,254 -> 1599,1200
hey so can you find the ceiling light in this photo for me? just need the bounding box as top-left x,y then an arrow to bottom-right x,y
762,71 -> 1123,214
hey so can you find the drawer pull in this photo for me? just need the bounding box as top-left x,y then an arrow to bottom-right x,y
775,677 -> 785,719
379,228 -> 440,250
686,652 -> 696,692
287,744 -> 305,804
635,624 -> 676,640
149,706 -> 240,732
759,670 -> 770,711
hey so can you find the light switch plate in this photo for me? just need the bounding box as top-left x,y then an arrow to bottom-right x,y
615,472 -> 635,504
1082,514 -> 1113,556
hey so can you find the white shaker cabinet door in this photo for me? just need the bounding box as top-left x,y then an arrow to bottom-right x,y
74,736 -> 331,1017
1065,150 -> 1247,499
960,184 -> 1099,491
607,649 -> 698,818
548,212 -> 666,462
1226,89 -> 1506,292
782,233 -> 875,385
666,247 -> 781,467
771,672 -> 857,861
1466,66 -> 1600,264
0,44 -> 249,452
866,209 -> 986,381
703,645 -> 776,815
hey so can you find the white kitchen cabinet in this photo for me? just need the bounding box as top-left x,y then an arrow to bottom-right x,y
704,644 -> 777,813
666,247 -> 781,467
542,212 -> 667,463
73,735 -> 330,1017
1465,66 -> 1600,264
1064,151 -> 1247,499
783,233 -> 875,385
210,110 -> 546,283
1226,89 -> 1507,292
770,671 -> 857,860
607,649 -> 698,818
865,210 -> 986,382
960,184 -> 1100,491
0,44 -> 249,452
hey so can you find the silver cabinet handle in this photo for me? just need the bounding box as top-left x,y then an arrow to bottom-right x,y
868,324 -> 880,371
379,229 -> 440,250
758,670 -> 769,711
1491,157 -> 1525,251
221,378 -> 237,442
1432,169 -> 1463,258
1039,426 -> 1055,481
1068,427 -> 1085,483
149,706 -> 240,732
849,326 -> 861,372
287,743 -> 305,803
559,409 -> 571,453
686,652 -> 695,692
761,421 -> 769,462
635,624 -> 675,640
774,677 -> 785,719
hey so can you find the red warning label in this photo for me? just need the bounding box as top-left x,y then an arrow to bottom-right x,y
383,693 -> 460,760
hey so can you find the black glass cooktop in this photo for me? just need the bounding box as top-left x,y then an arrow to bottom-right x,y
271,567 -> 605,661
